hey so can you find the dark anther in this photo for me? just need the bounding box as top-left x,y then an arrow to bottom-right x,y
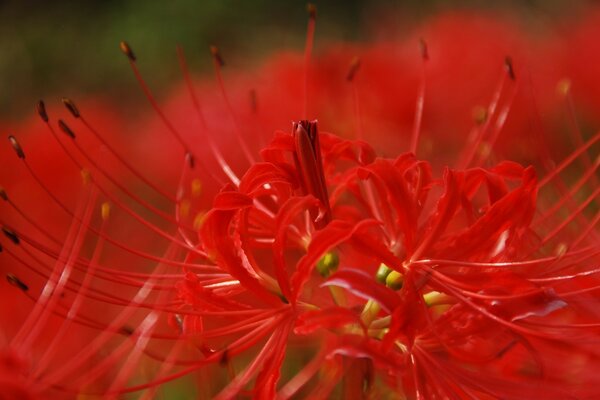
307,3 -> 317,19
2,226 -> 19,245
279,294 -> 289,304
219,350 -> 230,366
0,187 -> 7,201
504,56 -> 516,80
186,152 -> 195,169
36,100 -> 49,122
120,326 -> 134,336
210,46 -> 225,67
249,89 -> 258,114
120,41 -> 136,62
62,98 -> 81,118
6,274 -> 28,292
419,38 -> 429,61
58,119 -> 76,139
346,57 -> 361,82
8,136 -> 25,159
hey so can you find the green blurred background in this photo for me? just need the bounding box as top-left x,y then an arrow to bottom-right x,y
0,0 -> 586,120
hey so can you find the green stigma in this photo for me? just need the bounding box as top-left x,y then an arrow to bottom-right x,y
316,251 -> 339,277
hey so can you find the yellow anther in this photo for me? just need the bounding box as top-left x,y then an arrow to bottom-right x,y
472,105 -> 488,125
179,199 -> 191,218
555,242 -> 568,257
316,251 -> 339,277
375,263 -> 391,284
385,270 -> 403,290
557,78 -> 571,96
191,179 -> 202,198
193,212 -> 206,231
101,202 -> 111,220
423,291 -> 444,306
80,169 -> 91,185
478,142 -> 492,159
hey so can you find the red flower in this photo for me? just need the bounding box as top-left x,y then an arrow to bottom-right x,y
2,5 -> 600,399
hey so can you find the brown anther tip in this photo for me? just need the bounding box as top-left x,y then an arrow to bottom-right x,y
120,326 -> 134,336
504,56 -> 516,80
307,3 -> 317,19
58,119 -> 76,139
8,135 -> 25,159
346,57 -> 361,82
7,274 -> 28,292
210,45 -> 225,67
419,38 -> 429,61
36,100 -> 49,122
249,89 -> 258,114
0,187 -> 7,201
219,350 -> 230,366
62,98 -> 80,118
186,152 -> 195,169
2,226 -> 19,245
120,41 -> 136,62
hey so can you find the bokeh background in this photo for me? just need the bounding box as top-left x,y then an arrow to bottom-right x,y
0,0 -> 589,120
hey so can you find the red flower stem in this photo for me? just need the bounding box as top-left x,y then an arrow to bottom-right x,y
410,41 -> 428,155
44,243 -> 178,387
18,146 -> 208,259
33,208 -> 109,378
125,51 -> 193,156
176,45 -> 237,186
458,70 -> 509,169
6,197 -> 61,246
115,314 -> 286,395
538,129 -> 600,188
347,57 -> 364,140
63,125 -> 197,232
472,81 -> 518,166
572,207 -> 600,248
210,46 -> 257,165
540,184 -> 600,246
14,185 -> 98,353
534,156 -> 600,226
303,4 -> 316,119
78,115 -> 181,202
175,155 -> 200,247
562,85 -> 600,189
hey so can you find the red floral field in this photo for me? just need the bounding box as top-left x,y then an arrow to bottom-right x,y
2,5 -> 600,399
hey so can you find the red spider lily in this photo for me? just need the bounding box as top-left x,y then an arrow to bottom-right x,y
2,5 -> 600,399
